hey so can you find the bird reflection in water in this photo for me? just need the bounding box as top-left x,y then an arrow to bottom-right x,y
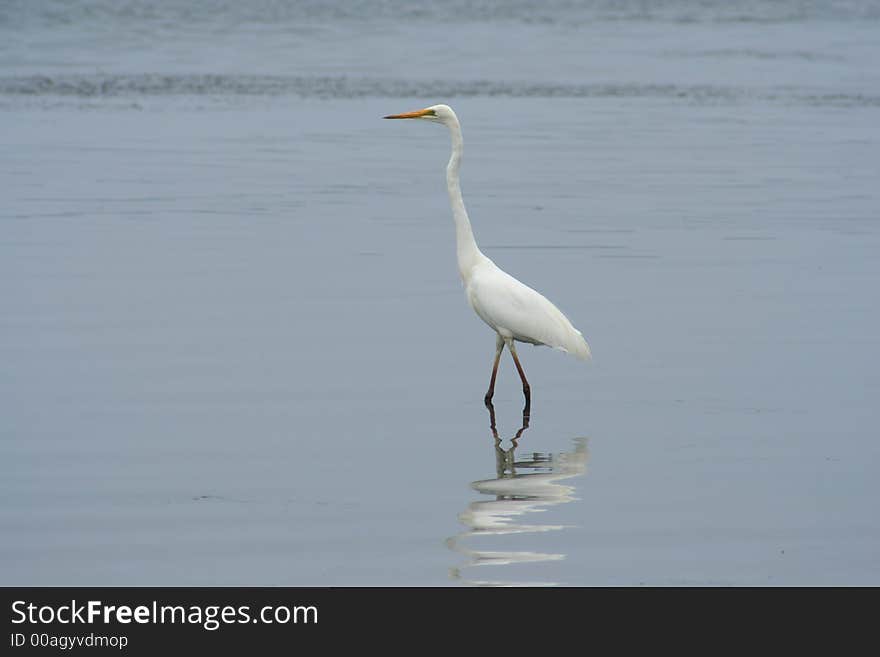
447,403 -> 589,586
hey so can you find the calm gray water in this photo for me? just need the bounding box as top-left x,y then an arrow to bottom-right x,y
2,1 -> 879,586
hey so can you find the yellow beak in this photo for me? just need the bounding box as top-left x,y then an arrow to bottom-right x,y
383,108 -> 435,119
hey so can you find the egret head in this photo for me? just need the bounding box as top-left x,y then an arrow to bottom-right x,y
383,104 -> 457,126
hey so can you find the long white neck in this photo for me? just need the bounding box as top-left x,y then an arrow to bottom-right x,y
445,115 -> 483,282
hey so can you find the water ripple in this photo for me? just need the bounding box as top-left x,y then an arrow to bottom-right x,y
2,73 -> 878,107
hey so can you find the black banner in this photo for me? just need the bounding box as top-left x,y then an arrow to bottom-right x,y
1,587 -> 863,653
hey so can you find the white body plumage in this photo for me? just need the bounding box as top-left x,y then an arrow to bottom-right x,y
465,258 -> 591,360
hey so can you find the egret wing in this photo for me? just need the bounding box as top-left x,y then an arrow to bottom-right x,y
467,264 -> 591,360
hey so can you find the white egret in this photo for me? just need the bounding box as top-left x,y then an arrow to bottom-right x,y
384,104 -> 590,415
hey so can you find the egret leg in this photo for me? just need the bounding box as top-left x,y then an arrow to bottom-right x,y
484,335 -> 505,406
485,400 -> 499,438
507,339 -> 531,417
